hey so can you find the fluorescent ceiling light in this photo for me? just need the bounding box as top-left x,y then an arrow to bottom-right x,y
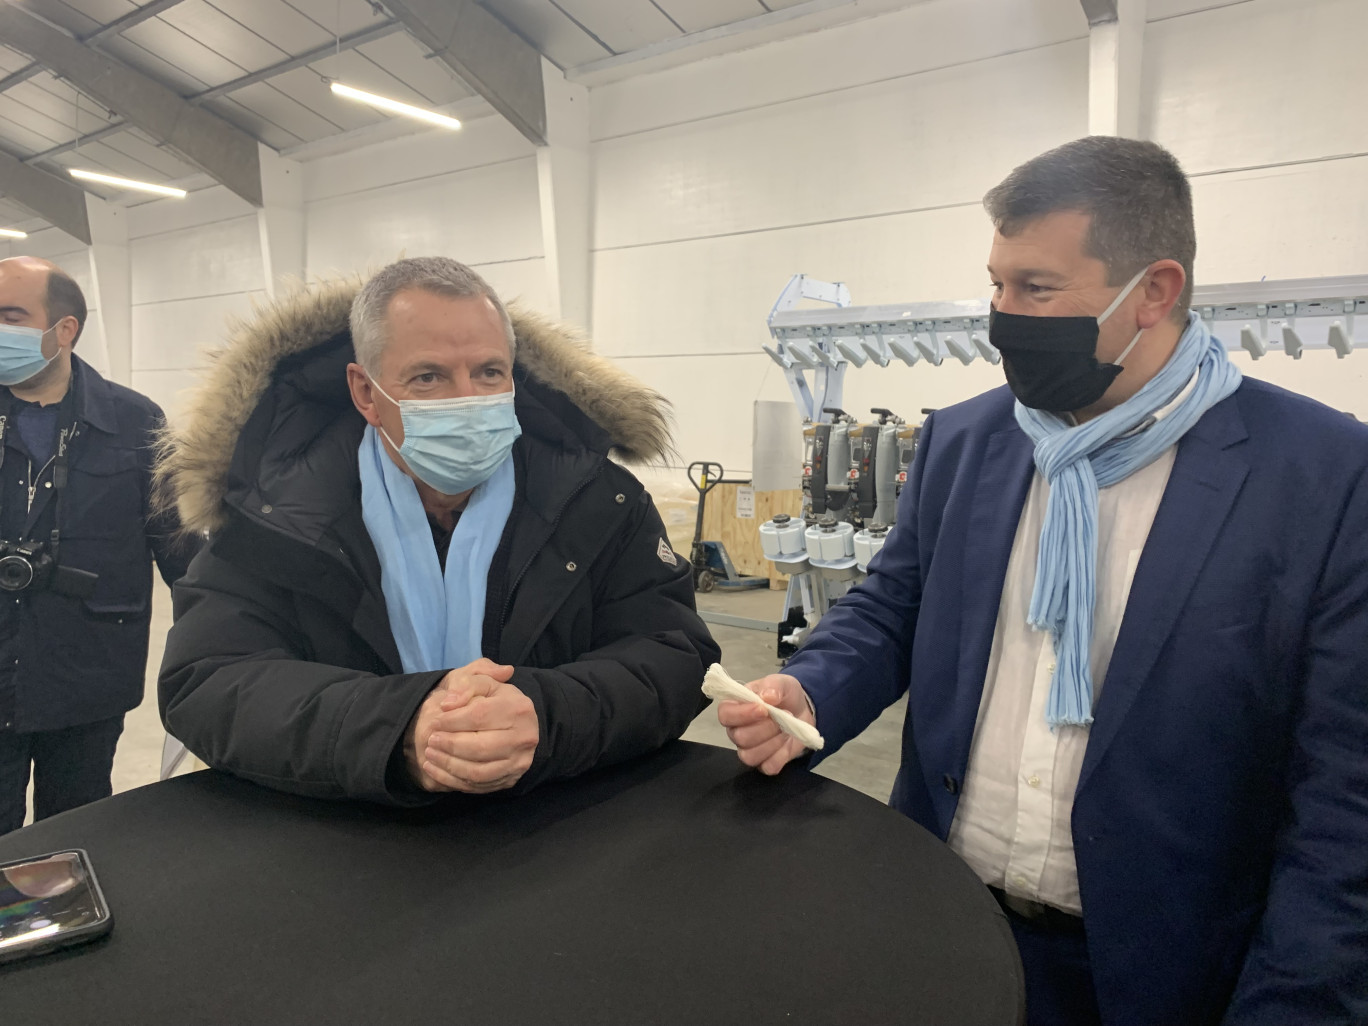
329,82 -> 462,130
68,169 -> 187,198
0,228 -> 27,239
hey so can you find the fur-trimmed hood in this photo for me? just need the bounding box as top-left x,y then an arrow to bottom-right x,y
157,277 -> 673,536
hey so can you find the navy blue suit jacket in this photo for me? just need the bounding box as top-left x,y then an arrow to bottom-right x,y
787,380 -> 1368,1025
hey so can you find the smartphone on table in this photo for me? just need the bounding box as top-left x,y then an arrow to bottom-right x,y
0,849 -> 113,964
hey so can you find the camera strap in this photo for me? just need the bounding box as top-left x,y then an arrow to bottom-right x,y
0,385 -> 81,545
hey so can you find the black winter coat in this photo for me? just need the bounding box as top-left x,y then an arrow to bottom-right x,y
157,285 -> 718,805
0,357 -> 194,732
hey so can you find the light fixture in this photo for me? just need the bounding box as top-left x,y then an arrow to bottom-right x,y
0,228 -> 27,239
68,169 -> 187,198
329,82 -> 462,129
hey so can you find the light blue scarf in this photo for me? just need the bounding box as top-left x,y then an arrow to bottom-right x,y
358,425 -> 516,674
1015,311 -> 1242,727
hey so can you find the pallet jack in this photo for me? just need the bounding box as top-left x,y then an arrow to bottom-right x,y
686,461 -> 768,593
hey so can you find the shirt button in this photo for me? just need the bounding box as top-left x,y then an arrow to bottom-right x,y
565,561 -> 577,572
614,493 -> 625,504
1027,775 -> 1041,788
1047,661 -> 1057,674
1013,874 -> 1029,888
260,504 -> 273,514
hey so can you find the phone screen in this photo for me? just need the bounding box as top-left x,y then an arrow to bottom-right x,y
0,851 -> 109,959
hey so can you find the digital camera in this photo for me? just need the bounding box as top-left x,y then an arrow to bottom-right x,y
0,539 -> 97,598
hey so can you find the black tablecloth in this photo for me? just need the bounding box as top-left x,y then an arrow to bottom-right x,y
0,741 -> 1022,1025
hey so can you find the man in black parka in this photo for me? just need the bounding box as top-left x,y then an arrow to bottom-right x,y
157,257 -> 718,803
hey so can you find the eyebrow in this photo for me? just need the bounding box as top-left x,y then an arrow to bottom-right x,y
986,265 -> 1068,281
397,360 -> 446,376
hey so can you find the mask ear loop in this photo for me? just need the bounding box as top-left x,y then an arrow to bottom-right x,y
1096,265 -> 1151,325
366,375 -> 406,453
1098,265 -> 1151,368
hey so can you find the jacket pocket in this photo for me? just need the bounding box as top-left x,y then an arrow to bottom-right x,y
63,445 -> 143,539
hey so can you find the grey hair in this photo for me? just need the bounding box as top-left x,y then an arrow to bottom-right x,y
349,256 -> 517,376
983,136 -> 1196,322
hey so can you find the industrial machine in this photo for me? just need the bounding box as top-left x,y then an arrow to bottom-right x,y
756,272 -> 1368,656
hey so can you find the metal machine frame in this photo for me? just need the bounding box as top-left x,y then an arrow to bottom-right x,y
758,273 -> 1367,652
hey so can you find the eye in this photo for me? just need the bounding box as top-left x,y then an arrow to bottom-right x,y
482,366 -> 506,379
1025,283 -> 1052,294
413,372 -> 438,385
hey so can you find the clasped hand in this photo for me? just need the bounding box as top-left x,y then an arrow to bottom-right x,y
405,658 -> 538,793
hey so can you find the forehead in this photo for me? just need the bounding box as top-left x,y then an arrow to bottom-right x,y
380,289 -> 509,371
987,209 -> 1096,270
0,260 -> 47,310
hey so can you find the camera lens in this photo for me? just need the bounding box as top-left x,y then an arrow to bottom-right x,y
0,554 -> 34,591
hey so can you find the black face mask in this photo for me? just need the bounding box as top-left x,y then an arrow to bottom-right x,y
988,307 -> 1122,413
988,267 -> 1150,413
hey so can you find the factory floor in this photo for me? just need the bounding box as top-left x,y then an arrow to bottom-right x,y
22,579 -> 905,827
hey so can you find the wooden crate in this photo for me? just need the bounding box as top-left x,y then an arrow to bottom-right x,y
700,483 -> 803,581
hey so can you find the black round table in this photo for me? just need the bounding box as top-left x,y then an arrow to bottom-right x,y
0,741 -> 1023,1025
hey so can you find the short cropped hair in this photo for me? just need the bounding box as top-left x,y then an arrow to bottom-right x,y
983,136 -> 1196,321
44,267 -> 87,344
349,256 -> 516,377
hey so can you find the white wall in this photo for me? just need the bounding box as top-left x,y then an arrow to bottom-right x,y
126,188 -> 266,420
2,0 -> 1363,461
1147,0 -> 1368,420
302,116 -> 551,313
590,0 -> 1368,474
590,0 -> 1090,473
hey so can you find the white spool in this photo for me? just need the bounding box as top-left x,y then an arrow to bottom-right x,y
760,514 -> 805,558
820,521 -> 855,561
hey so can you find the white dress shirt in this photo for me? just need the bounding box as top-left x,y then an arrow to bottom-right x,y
944,442 -> 1177,915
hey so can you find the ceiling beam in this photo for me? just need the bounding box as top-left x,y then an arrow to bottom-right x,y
0,0 -> 187,93
20,21 -> 407,170
1080,0 -> 1120,25
23,122 -> 125,167
190,21 -> 404,104
0,1 -> 262,205
566,0 -> 927,86
0,147 -> 91,242
382,0 -> 547,146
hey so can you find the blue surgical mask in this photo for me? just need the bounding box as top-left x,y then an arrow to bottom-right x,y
0,324 -> 56,386
369,378 -> 522,496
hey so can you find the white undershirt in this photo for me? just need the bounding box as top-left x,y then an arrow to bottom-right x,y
944,424 -> 1179,915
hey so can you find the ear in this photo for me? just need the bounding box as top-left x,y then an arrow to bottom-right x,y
49,315 -> 79,354
1136,260 -> 1186,329
346,363 -> 382,428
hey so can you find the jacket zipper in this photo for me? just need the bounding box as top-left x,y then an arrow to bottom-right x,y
26,455 -> 55,514
24,426 -> 77,515
497,458 -> 605,638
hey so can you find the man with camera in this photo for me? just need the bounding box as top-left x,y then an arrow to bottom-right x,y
0,256 -> 194,835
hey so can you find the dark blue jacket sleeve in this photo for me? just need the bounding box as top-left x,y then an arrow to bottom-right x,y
1223,464 -> 1368,1024
783,414 -> 934,757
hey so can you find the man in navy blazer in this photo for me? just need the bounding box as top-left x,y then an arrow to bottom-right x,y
720,137 -> 1368,1025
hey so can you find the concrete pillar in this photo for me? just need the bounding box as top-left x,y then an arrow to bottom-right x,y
84,195 -> 128,383
536,58 -> 592,332
1088,0 -> 1147,138
256,142 -> 305,296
